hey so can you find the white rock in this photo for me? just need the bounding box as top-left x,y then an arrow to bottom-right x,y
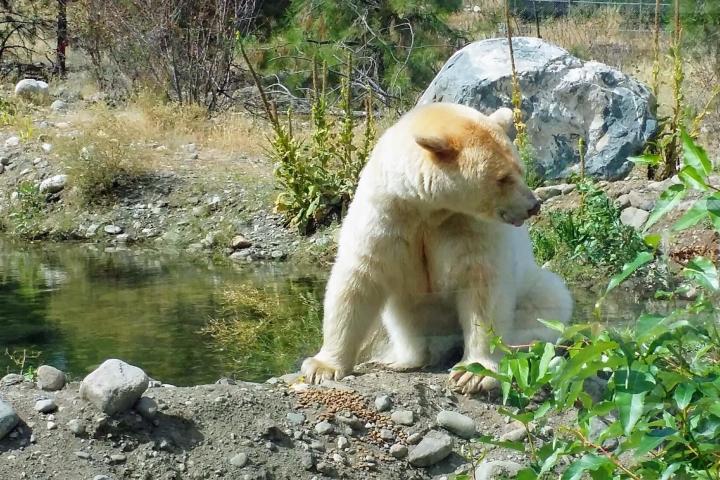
391,410 -> 414,426
436,410 -> 477,439
104,225 -> 123,235
620,207 -> 650,229
390,443 -> 408,459
14,79 -> 49,102
39,174 -> 68,194
475,460 -> 524,479
4,136 -> 20,148
37,365 -> 66,391
79,359 -> 149,415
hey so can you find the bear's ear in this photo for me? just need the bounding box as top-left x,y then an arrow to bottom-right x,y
415,135 -> 459,163
489,107 -> 514,134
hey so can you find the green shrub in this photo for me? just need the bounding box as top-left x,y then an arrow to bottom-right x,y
456,132 -> 720,480
271,60 -> 376,234
530,181 -> 647,271
1,182 -> 46,239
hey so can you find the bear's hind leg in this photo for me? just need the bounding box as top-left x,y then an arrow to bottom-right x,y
380,300 -> 429,371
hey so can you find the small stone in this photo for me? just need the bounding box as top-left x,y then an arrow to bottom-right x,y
5,136 -> 20,148
79,359 -> 149,415
229,453 -> 248,467
337,436 -> 349,450
67,419 -> 86,436
286,412 -> 305,425
475,460 -> 524,479
436,410 -> 477,439
41,143 -> 53,153
93,476 -> 110,480
391,410 -> 414,426
0,400 -> 19,440
109,454 -> 127,464
316,462 -> 337,477
301,451 -> 315,470
380,429 -> 395,441
336,413 -> 363,430
615,193 -> 631,209
135,396 -> 158,420
271,250 -> 285,260
34,398 -> 58,413
39,174 -> 68,194
374,395 -> 392,412
315,421 -> 334,435
620,207 -> 649,229
47,421 -> 57,430
104,225 -> 124,235
628,191 -> 656,211
230,235 -> 252,250
406,432 -> 423,445
390,443 -> 408,459
408,430 -> 454,467
75,451 -> 90,459
51,99 -> 67,111
499,427 -> 527,442
37,365 -> 66,391
534,186 -> 562,202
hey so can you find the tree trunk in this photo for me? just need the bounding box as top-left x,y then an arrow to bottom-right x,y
56,0 -> 68,77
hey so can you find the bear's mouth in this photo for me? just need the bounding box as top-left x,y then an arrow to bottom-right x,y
499,210 -> 526,227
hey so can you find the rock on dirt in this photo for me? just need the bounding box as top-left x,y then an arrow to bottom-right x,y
79,359 -> 149,414
36,365 -> 66,391
38,174 -> 68,194
436,410 -> 476,439
407,430 -> 454,467
14,79 -> 49,102
391,409 -> 414,426
620,206 -> 650,229
475,460 -> 524,479
0,399 -> 19,440
34,398 -> 57,413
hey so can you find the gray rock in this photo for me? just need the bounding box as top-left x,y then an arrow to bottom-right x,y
315,420 -> 334,435
407,432 -> 424,445
75,451 -> 90,459
231,234 -> 252,250
4,136 -> 20,148
558,183 -> 576,194
316,461 -> 337,477
419,37 -> 656,180
14,79 -> 49,102
374,395 -> 392,412
301,451 -> 315,470
38,174 -> 68,194
380,429 -> 395,441
615,193 -> 631,209
500,427 -> 527,442
37,365 -> 66,391
109,454 -> 126,464
93,476 -> 111,480
104,225 -> 123,235
0,163 -> 4,175
1,373 -> 24,387
46,421 -> 57,430
34,398 -> 57,413
534,186 -> 562,202
390,443 -> 408,459
391,410 -> 414,426
51,99 -> 67,111
620,207 -> 649,229
0,154 -> 12,166
408,430 -> 454,467
337,436 -> 349,450
286,412 -> 305,425
66,418 -> 86,436
0,400 -> 19,440
229,452 -> 249,467
79,359 -> 149,415
135,397 -> 158,420
336,413 -> 363,430
628,191 -> 656,211
475,460 -> 524,479
584,376 -> 608,404
436,410 -> 477,439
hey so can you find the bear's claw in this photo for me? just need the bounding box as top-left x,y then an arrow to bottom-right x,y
301,356 -> 345,384
449,366 -> 500,394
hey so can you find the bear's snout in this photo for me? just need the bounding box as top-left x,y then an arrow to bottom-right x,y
527,198 -> 541,217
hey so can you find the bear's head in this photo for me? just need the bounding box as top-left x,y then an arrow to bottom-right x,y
411,103 -> 540,226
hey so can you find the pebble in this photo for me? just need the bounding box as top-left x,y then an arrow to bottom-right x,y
390,443 -> 408,459
67,419 -> 86,436
93,476 -> 111,480
436,410 -> 477,439
391,410 -> 414,426
230,234 -> 252,250
75,451 -> 91,459
316,462 -> 337,477
475,460 -> 524,479
36,365 -> 66,391
34,398 -> 58,413
109,454 -> 126,464
314,421 -> 334,435
407,430 -> 454,467
406,432 -> 424,445
380,429 -> 395,441
499,427 -> 527,442
104,225 -> 124,235
374,395 -> 392,412
337,436 -> 349,450
286,412 -> 305,425
301,451 -> 315,470
47,421 -> 57,430
229,452 -> 248,467
135,397 -> 158,420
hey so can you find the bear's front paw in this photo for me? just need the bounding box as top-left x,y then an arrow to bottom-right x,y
301,356 -> 347,384
449,362 -> 500,394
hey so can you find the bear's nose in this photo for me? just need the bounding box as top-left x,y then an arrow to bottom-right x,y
527,199 -> 541,217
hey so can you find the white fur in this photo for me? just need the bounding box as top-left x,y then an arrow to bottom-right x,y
301,103 -> 572,393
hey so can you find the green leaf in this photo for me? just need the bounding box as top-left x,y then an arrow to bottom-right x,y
616,392 -> 646,436
605,251 -> 654,294
644,184 -> 686,231
629,154 -> 661,166
636,313 -> 668,341
538,318 -> 566,332
537,343 -> 555,380
706,193 -> 720,233
660,463 -> 683,480
517,468 -> 538,480
474,434 -> 526,452
683,256 -> 719,291
682,129 -> 712,175
643,233 -> 662,249
459,363 -> 512,384
674,383 -> 695,410
678,165 -> 709,191
561,454 -> 614,480
614,369 -> 656,394
556,341 -> 617,386
673,198 -> 709,232
634,429 -> 676,457
509,357 -> 530,390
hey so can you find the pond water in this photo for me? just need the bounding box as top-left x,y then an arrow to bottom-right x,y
0,238 -> 650,386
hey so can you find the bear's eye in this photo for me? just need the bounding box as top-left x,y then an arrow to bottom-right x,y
498,174 -> 513,185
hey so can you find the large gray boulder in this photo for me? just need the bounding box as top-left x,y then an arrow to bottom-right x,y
14,79 -> 50,103
418,37 -> 657,180
0,399 -> 19,440
80,359 -> 149,415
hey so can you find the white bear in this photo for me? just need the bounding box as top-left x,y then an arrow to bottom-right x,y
301,102 -> 572,393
